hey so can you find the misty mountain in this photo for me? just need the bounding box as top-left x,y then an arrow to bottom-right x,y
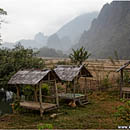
47,12 -> 98,51
57,12 -> 98,44
16,32 -> 48,48
73,1 -> 130,60
34,32 -> 48,46
38,47 -> 67,58
1,32 -> 48,49
47,34 -> 62,50
47,33 -> 72,51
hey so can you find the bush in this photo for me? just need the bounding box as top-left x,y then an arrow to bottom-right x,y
115,100 -> 130,122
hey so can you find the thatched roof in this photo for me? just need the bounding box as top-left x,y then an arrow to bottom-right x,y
54,65 -> 92,82
117,61 -> 130,72
8,69 -> 59,85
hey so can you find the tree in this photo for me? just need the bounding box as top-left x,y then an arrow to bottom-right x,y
69,46 -> 91,65
0,8 -> 7,44
0,43 -> 45,91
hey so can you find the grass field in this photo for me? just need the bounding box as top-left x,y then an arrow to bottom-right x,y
0,89 -> 129,129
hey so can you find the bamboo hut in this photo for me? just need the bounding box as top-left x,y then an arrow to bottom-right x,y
54,65 -> 93,106
8,69 -> 60,117
117,61 -> 130,99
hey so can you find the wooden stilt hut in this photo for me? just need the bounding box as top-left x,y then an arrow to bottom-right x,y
54,65 -> 93,106
117,61 -> 130,99
8,69 -> 60,117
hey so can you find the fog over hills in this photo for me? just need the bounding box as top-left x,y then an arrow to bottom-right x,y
47,12 -> 98,51
73,1 -> 130,59
1,32 -> 48,49
1,12 -> 98,51
2,1 -> 130,60
57,12 -> 98,44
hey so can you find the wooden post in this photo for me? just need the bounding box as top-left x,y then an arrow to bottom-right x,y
120,69 -> 123,99
34,85 -> 38,102
39,83 -> 44,118
85,77 -> 87,95
55,80 -> 59,107
16,86 -> 20,100
73,80 -> 76,101
66,82 -> 69,93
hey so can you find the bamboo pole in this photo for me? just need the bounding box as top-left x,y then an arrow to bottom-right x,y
55,80 -> 59,107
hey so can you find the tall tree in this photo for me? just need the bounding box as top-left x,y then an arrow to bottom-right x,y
69,46 -> 91,65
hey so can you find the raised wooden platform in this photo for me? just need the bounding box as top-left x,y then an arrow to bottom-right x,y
58,93 -> 88,105
58,93 -> 85,100
122,87 -> 130,92
20,101 -> 57,112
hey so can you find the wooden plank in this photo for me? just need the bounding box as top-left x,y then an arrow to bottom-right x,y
20,101 -> 57,111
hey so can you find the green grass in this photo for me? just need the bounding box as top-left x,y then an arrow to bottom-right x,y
0,90 -> 129,129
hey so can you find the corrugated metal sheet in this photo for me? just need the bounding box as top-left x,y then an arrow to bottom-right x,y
8,69 -> 51,85
54,65 -> 92,81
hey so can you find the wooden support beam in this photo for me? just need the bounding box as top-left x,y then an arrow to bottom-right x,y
85,77 -> 87,96
66,81 -> 69,93
73,80 -> 76,101
34,85 -> 38,102
120,69 -> 123,99
55,80 -> 59,107
39,83 -> 44,118
16,86 -> 20,100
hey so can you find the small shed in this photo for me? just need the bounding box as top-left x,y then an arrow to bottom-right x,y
54,65 -> 93,105
117,61 -> 130,99
8,69 -> 60,117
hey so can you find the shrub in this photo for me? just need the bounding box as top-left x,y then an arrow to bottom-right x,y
115,100 -> 130,122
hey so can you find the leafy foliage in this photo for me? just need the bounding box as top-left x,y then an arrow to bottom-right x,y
69,46 -> 91,65
115,100 -> 130,122
0,43 -> 45,90
0,8 -> 7,15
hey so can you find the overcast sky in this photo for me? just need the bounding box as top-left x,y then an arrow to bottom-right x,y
0,0 -> 112,42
